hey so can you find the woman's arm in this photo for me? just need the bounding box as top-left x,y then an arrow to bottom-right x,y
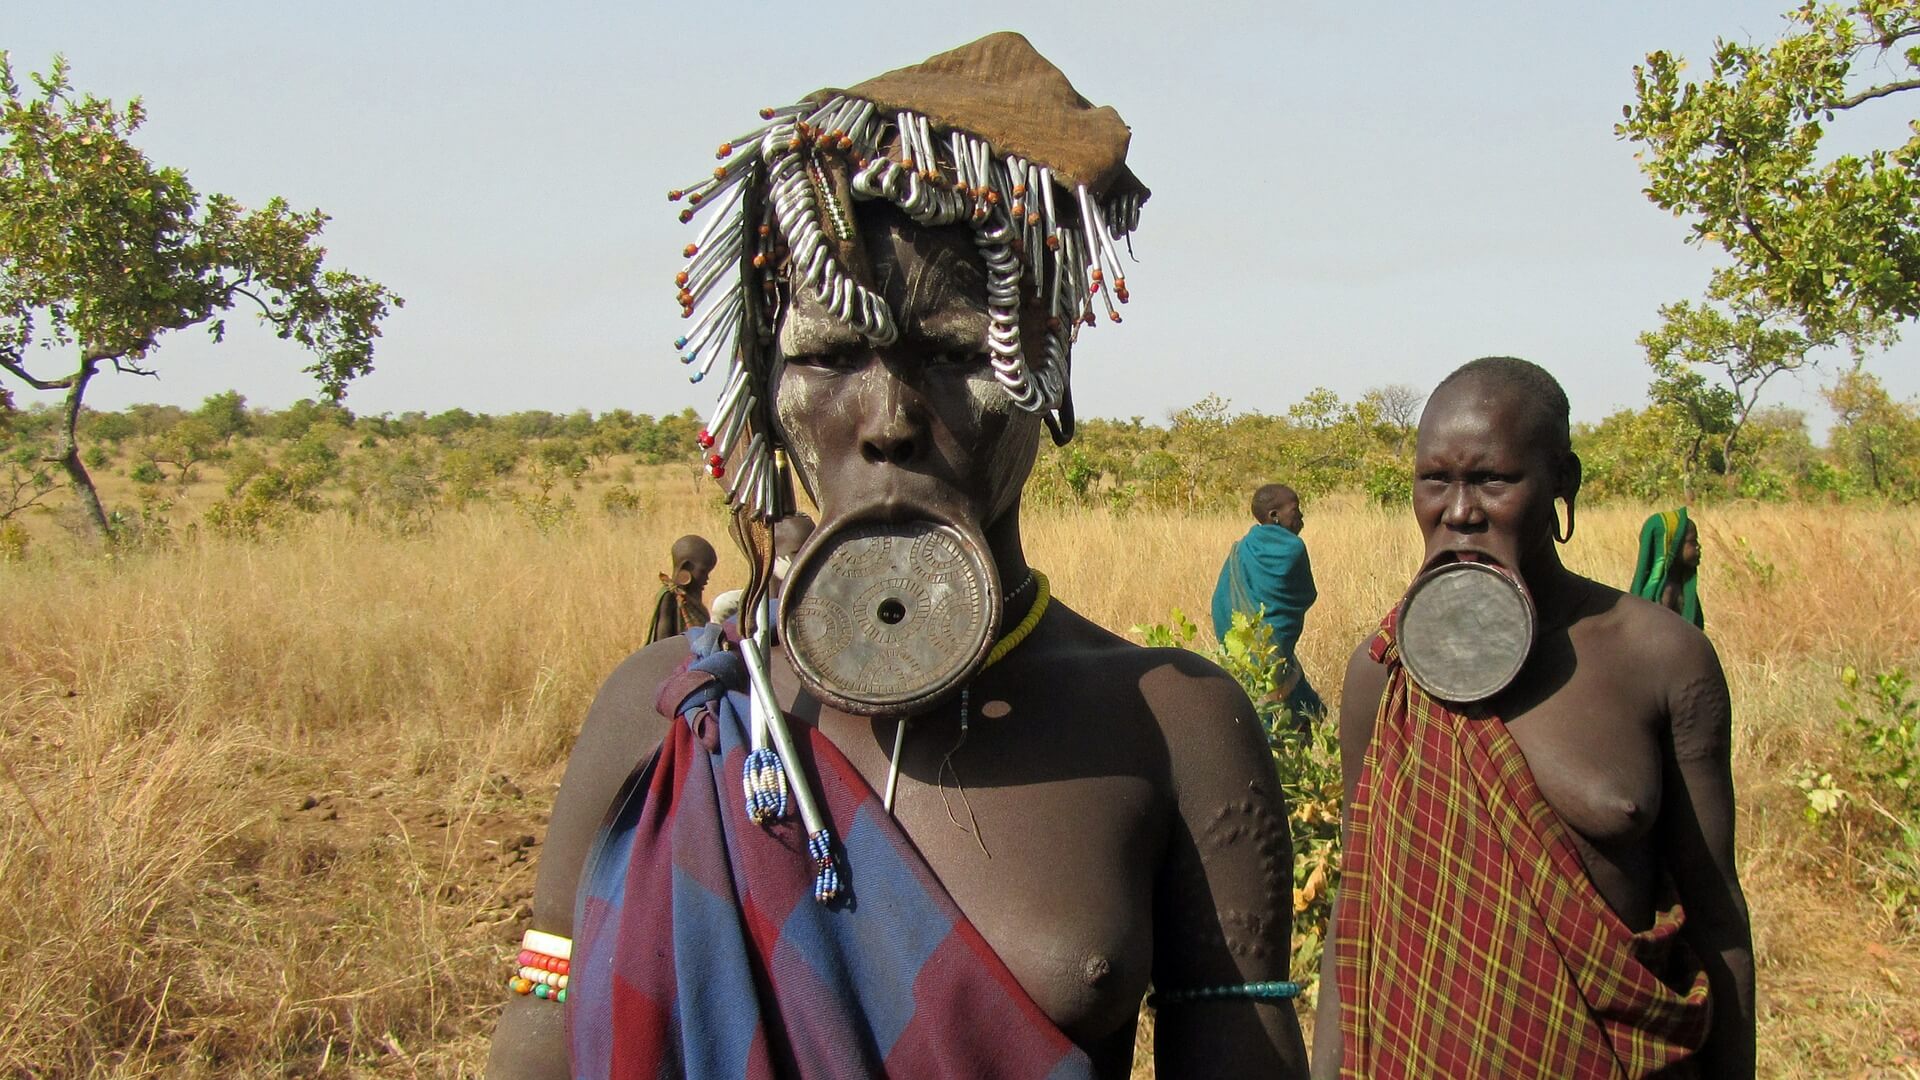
484,642 -> 684,1078
1310,641 -> 1388,1078
1143,652 -> 1309,1078
1656,632 -> 1754,1076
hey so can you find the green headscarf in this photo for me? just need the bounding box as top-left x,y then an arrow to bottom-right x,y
1629,508 -> 1703,629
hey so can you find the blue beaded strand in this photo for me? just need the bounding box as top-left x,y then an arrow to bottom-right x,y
1147,980 -> 1304,1008
742,747 -> 789,824
807,829 -> 841,903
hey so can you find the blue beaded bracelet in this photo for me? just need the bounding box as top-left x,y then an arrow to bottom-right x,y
1147,980 -> 1304,1008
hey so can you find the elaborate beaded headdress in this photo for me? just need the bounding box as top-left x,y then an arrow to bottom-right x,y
670,32 -> 1149,516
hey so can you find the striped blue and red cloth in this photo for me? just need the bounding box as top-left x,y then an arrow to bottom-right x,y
569,628 -> 1092,1079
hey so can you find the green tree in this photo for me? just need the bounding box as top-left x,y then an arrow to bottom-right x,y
1826,368 -> 1920,497
195,390 -> 251,443
1639,274 -> 1891,494
1621,1 -> 1920,339
148,416 -> 222,488
0,55 -> 400,539
0,435 -> 55,521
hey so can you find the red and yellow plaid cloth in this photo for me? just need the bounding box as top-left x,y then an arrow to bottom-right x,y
1334,613 -> 1712,1079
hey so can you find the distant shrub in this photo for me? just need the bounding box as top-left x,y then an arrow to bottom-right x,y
0,520 -> 27,561
600,484 -> 644,517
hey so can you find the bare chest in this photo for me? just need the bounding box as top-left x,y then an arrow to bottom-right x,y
813,699 -> 1164,1046
1498,659 -> 1666,849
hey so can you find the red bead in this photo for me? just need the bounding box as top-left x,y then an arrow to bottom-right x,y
707,454 -> 724,468
697,429 -> 715,449
709,463 -> 726,479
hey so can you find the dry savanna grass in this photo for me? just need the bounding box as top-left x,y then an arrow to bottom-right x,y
3,466 -> 1919,1077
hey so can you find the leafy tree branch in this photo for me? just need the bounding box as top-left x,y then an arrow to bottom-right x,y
1620,0 -> 1920,340
0,52 -> 401,540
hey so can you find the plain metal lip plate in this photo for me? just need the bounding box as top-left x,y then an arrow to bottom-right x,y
1398,561 -> 1536,704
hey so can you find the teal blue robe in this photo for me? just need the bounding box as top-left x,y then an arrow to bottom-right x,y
1212,523 -> 1323,717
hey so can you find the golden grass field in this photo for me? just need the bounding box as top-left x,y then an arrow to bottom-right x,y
3,464 -> 1918,1076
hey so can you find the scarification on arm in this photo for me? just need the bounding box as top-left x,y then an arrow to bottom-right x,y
1670,671 -> 1732,764
1167,792 -> 1293,961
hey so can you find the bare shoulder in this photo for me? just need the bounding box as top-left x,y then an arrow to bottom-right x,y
1583,582 -> 1731,760
1059,605 -> 1268,760
1021,602 -> 1272,795
1595,584 -> 1725,697
1337,637 -> 1389,793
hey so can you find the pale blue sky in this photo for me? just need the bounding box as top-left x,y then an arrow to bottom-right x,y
8,2 -> 1917,434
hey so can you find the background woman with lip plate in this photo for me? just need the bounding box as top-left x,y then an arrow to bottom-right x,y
1315,356 -> 1753,1079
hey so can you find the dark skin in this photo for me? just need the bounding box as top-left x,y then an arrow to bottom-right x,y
488,203 -> 1307,1078
1309,374 -> 1753,1078
1660,519 -> 1701,615
1251,483 -> 1304,535
646,535 -> 716,642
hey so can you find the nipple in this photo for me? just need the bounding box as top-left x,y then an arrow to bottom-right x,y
1081,956 -> 1113,989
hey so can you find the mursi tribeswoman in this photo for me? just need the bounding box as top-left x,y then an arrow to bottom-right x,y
1212,482 -> 1324,722
644,534 -> 718,645
488,32 -> 1308,1079
1631,507 -> 1705,629
1312,357 -> 1753,1079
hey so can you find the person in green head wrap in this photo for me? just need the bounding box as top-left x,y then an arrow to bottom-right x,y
1630,508 -> 1704,628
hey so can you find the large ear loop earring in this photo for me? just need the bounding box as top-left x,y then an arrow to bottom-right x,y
1552,496 -> 1576,545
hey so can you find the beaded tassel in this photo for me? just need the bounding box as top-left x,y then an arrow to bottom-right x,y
808,829 -> 842,903
742,747 -> 789,824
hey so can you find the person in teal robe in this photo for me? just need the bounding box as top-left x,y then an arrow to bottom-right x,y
1630,508 -> 1704,629
1212,483 -> 1323,720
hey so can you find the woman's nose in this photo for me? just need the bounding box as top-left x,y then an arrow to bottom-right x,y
853,359 -> 927,466
1440,483 -> 1482,528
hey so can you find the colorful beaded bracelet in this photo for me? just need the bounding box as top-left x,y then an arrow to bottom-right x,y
1147,980 -> 1304,1008
511,929 -> 572,1004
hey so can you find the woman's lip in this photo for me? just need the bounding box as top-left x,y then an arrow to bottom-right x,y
1422,549 -> 1503,573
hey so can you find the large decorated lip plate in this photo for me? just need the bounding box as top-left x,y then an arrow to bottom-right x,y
781,519 -> 997,717
1397,561 -> 1536,704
